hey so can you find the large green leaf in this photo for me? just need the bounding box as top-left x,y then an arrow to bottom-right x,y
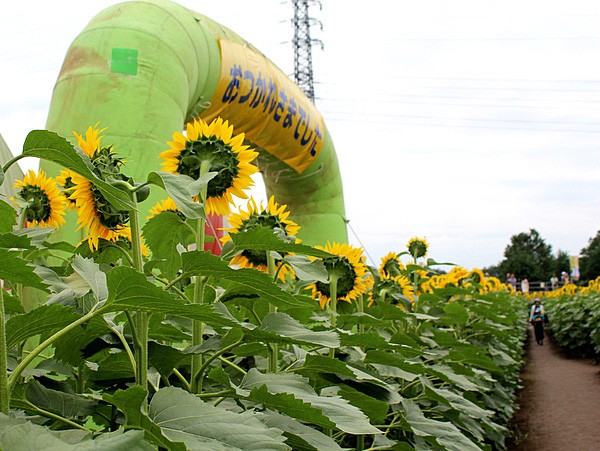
364,350 -> 426,382
401,399 -> 479,451
239,369 -> 381,435
260,410 -> 343,451
329,384 -> 389,424
422,382 -> 492,419
149,386 -> 289,450
181,251 -> 307,309
443,302 -> 469,325
0,232 -> 34,250
146,171 -> 208,219
11,380 -> 98,419
105,266 -> 236,327
103,386 -> 185,450
0,414 -> 153,450
283,254 -> 328,282
5,304 -> 81,349
256,312 -> 339,348
23,130 -> 134,211
0,251 -> 48,291
0,200 -> 17,233
142,212 -> 187,278
71,254 -> 108,303
295,354 -> 402,404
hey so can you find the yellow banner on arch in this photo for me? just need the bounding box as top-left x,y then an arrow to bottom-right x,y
200,39 -> 324,174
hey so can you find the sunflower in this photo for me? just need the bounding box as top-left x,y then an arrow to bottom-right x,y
55,169 -> 77,209
147,197 -> 181,219
160,117 -> 258,216
369,274 -> 414,307
378,252 -> 405,278
222,196 -> 300,278
70,124 -> 131,251
13,169 -> 67,228
311,242 -> 369,309
407,236 -> 429,259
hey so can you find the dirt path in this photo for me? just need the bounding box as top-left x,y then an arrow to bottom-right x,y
510,326 -> 600,450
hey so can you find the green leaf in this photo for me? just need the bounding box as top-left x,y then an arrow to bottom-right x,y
447,348 -> 501,373
146,171 -> 206,219
443,302 -> 469,325
5,304 -> 81,349
283,255 -> 328,282
332,384 -> 389,424
239,369 -> 381,435
260,410 -> 343,451
364,350 -> 426,382
72,254 -> 108,303
227,226 -> 333,259
105,266 -> 237,327
23,130 -> 134,211
0,251 -> 48,291
258,312 -> 339,348
422,383 -> 492,419
182,251 -> 308,309
2,290 -> 24,314
338,330 -> 392,349
148,342 -> 187,377
0,232 -> 33,249
0,200 -> 17,233
104,386 -> 185,450
0,413 -> 153,450
401,398 -> 479,451
142,211 -> 187,278
23,380 -> 98,419
149,386 -> 289,450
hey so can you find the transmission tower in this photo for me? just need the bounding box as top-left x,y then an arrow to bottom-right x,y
291,0 -> 320,103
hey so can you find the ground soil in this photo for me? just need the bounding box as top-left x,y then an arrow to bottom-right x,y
509,326 -> 600,450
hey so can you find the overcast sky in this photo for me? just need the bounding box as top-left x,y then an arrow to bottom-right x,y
1,0 -> 599,273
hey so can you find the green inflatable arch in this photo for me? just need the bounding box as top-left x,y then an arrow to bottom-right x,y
42,0 -> 347,246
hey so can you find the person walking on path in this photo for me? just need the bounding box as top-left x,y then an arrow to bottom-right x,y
529,298 -> 546,345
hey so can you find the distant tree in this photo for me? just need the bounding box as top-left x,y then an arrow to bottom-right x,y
498,229 -> 555,282
552,250 -> 570,278
580,231 -> 600,282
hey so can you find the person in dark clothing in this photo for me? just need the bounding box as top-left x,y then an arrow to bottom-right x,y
529,298 -> 546,345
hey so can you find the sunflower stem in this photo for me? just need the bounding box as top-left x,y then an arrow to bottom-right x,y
129,195 -> 148,401
7,306 -> 105,392
1,154 -> 26,175
358,294 -> 365,335
0,284 -> 9,414
267,252 -> 278,373
328,274 -> 339,360
190,160 -> 211,394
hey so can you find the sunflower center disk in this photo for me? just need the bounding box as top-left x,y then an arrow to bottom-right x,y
179,138 -> 240,198
19,185 -> 51,222
316,257 -> 357,299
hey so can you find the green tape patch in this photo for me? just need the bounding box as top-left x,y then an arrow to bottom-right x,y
111,48 -> 138,75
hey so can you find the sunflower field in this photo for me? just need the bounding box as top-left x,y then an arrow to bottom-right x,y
542,279 -> 600,360
0,124 -> 529,450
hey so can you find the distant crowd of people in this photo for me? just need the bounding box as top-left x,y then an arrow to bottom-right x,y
505,272 -> 571,292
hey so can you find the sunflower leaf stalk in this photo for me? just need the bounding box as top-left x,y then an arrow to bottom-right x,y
328,273 -> 339,360
267,252 -> 279,373
190,160 -> 211,393
0,285 -> 9,414
128,192 -> 149,395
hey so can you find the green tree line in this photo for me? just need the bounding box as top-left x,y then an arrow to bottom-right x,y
484,228 -> 600,284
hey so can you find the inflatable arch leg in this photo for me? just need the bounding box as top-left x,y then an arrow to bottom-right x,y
42,0 -> 347,247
